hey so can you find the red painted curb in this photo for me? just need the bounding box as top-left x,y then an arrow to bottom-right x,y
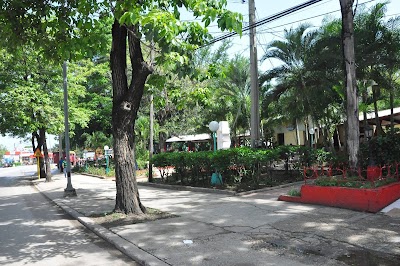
278,182 -> 400,213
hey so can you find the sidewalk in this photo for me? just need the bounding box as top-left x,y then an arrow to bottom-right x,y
34,173 -> 400,266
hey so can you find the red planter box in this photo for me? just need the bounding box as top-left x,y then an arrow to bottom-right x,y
278,182 -> 400,213
367,166 -> 381,181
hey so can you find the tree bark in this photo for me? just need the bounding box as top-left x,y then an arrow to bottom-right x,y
32,131 -> 46,179
39,127 -> 52,182
110,20 -> 151,214
340,0 -> 359,169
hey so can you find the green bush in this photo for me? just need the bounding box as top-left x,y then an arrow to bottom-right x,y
151,146 -> 299,190
74,164 -> 115,178
314,175 -> 397,188
359,133 -> 400,168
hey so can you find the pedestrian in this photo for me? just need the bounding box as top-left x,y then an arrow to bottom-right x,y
59,157 -> 64,173
62,157 -> 67,178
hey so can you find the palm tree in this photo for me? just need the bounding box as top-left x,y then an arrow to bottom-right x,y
217,54 -> 251,137
260,23 -> 323,145
356,3 -> 400,134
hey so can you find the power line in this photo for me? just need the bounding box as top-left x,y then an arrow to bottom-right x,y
205,0 -> 384,46
202,0 -> 325,48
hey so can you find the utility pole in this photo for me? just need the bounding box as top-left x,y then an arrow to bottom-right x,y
58,132 -> 62,172
249,0 -> 260,148
63,61 -> 76,197
148,42 -> 154,182
149,93 -> 154,182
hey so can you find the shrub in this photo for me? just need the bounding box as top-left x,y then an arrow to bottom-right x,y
359,133 -> 400,168
288,188 -> 301,197
151,146 -> 299,190
314,175 -> 398,188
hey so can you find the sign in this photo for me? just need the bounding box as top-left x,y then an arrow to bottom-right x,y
34,148 -> 43,158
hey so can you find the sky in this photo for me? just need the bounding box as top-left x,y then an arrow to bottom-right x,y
1,0 -> 398,151
213,0 -> 400,71
0,134 -> 57,152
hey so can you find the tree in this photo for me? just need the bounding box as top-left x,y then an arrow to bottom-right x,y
260,24 -> 323,145
0,46 -> 64,180
340,0 -> 359,168
0,47 -> 94,180
140,41 -> 233,152
111,1 -> 241,214
0,1 -> 242,214
82,131 -> 112,151
69,58 -> 113,149
217,54 -> 251,137
355,3 -> 400,134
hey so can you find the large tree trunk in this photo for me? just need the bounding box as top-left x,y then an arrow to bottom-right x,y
159,132 -> 167,152
110,20 -> 152,214
32,130 -> 46,179
39,127 -> 52,182
340,0 -> 359,169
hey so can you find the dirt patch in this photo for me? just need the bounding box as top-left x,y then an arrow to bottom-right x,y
90,208 -> 177,228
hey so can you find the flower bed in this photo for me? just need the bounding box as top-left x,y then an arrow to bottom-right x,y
278,182 -> 400,213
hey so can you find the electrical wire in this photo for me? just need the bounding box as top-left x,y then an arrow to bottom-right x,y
203,0 -> 384,47
201,0 -> 325,48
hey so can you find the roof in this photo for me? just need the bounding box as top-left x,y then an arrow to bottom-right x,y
166,133 -> 211,143
359,107 -> 400,125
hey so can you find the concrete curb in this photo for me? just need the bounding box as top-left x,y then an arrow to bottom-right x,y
138,180 -> 305,197
235,180 -> 304,196
137,181 -> 237,196
33,181 -> 170,266
80,172 -> 107,179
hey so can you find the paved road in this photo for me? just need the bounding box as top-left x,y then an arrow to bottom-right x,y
0,165 -> 139,266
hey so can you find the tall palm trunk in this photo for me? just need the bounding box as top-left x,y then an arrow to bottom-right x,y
295,119 -> 300,145
372,85 -> 382,136
390,86 -> 395,134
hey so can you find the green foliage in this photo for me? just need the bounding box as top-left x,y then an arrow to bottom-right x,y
215,54 -> 251,135
260,3 -> 400,163
69,58 -> 113,147
0,47 -> 64,137
314,175 -> 398,188
82,131 -> 112,151
359,133 -> 400,168
87,166 -> 114,177
288,188 -> 301,197
152,147 -> 294,190
295,146 -> 334,166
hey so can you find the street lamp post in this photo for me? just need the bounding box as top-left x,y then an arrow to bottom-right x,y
365,125 -> 375,165
104,145 -> 110,175
365,125 -> 379,180
63,61 -> 76,197
309,127 -> 315,148
209,121 -> 222,185
209,121 -> 219,152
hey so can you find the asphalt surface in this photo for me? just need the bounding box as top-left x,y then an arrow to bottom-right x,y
0,165 -> 138,266
30,167 -> 400,266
